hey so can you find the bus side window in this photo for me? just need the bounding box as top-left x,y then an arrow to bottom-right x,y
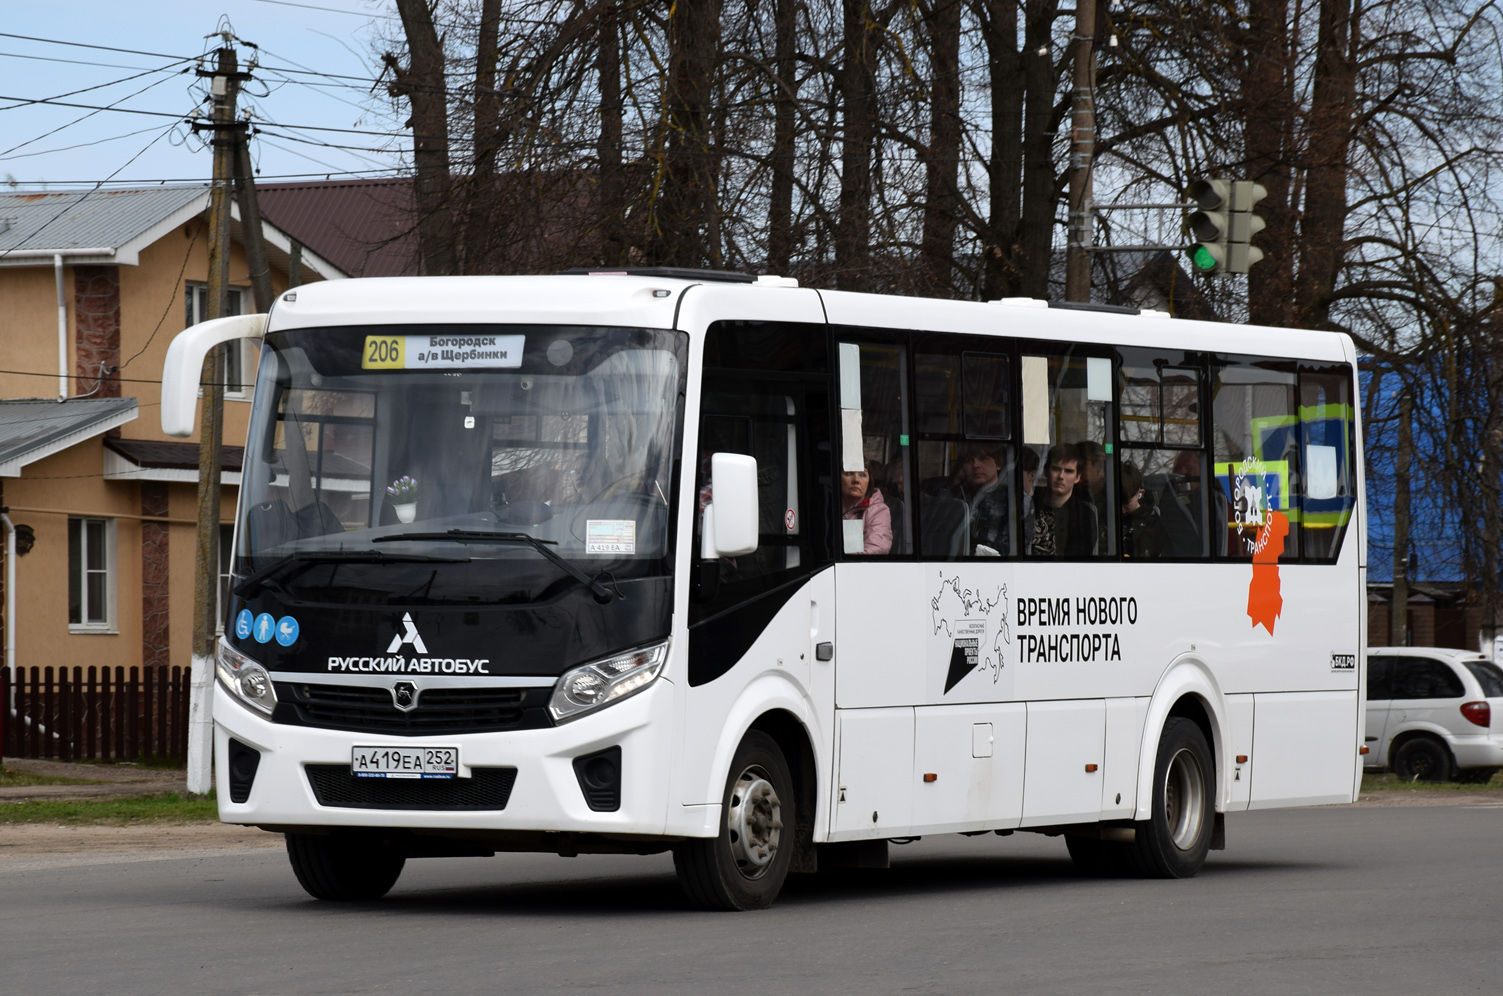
1210,355 -> 1300,561
1019,349 -> 1113,558
1297,363 -> 1356,562
836,340 -> 911,556
912,341 -> 1014,558
1117,348 -> 1209,559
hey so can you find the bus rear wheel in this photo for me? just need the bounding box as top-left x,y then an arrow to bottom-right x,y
673,731 -> 795,911
1126,717 -> 1215,879
285,832 -> 406,901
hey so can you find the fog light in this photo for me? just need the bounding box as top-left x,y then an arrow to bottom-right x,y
573,746 -> 622,812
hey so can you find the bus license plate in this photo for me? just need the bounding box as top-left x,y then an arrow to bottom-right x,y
351,746 -> 459,779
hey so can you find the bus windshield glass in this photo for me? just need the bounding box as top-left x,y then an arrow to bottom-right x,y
236,324 -> 685,603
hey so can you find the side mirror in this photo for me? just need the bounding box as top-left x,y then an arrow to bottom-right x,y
160,314 -> 269,437
702,453 -> 759,558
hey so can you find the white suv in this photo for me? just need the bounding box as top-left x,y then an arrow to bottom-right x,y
1366,648 -> 1503,783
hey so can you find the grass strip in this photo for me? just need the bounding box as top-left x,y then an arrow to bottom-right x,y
1361,772 -> 1501,793
0,766 -> 106,788
0,792 -> 218,825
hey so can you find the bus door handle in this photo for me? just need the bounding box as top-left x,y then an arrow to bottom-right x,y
815,642 -> 834,661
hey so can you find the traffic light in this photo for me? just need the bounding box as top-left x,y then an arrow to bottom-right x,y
1185,178 -> 1266,274
1227,180 -> 1267,273
1185,178 -> 1231,274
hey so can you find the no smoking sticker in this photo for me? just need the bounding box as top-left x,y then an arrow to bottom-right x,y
785,508 -> 797,531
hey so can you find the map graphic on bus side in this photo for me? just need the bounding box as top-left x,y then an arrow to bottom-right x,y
931,573 -> 1011,693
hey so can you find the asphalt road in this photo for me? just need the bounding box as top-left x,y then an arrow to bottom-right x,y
3,803 -> 1500,996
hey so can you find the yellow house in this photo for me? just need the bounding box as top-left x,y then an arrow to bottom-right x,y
0,185 -> 345,677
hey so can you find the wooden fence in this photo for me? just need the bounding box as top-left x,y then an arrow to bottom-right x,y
1,666 -> 189,763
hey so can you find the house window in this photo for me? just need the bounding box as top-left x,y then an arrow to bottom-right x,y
217,524 -> 234,632
68,517 -> 115,630
187,282 -> 253,397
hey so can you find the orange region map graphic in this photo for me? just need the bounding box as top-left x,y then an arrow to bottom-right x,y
1247,511 -> 1290,635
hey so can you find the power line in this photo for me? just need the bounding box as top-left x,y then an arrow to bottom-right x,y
0,31 -> 194,63
0,72 -> 188,159
0,94 -> 192,121
0,93 -> 436,141
0,366 -> 163,385
4,167 -> 404,185
0,122 -> 180,259
0,49 -> 181,72
0,125 -> 164,162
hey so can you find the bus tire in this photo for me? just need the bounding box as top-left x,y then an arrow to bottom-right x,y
1392,736 -> 1451,782
673,731 -> 795,911
1127,717 -> 1215,879
285,832 -> 405,901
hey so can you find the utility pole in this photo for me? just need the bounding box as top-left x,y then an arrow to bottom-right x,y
234,137 -> 274,312
188,40 -> 243,796
1064,0 -> 1096,302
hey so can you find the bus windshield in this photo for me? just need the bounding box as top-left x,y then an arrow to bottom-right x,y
236,324 -> 685,604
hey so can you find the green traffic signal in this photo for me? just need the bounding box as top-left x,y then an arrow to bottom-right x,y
1184,178 -> 1266,274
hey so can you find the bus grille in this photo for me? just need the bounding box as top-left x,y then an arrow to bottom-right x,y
305,765 -> 517,810
272,682 -> 552,735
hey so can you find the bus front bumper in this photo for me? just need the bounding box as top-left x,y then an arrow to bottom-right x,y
212,677 -> 677,838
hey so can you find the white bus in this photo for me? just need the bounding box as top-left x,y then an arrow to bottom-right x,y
162,270 -> 1366,910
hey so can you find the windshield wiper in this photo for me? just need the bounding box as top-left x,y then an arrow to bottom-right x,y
233,549 -> 471,598
373,529 -> 620,603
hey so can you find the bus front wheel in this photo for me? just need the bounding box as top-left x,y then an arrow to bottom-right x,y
1127,716 -> 1215,879
285,832 -> 406,901
673,731 -> 795,911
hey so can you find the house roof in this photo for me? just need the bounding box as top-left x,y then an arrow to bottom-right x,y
257,179 -> 420,278
103,437 -> 242,470
0,186 -> 206,264
0,398 -> 138,477
0,186 -> 344,280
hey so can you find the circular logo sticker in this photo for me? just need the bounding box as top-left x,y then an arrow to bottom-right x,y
234,609 -> 254,640
274,615 -> 300,647
785,508 -> 797,531
252,612 -> 276,644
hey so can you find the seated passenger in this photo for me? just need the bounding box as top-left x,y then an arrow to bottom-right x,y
1120,461 -> 1169,559
1031,443 -> 1096,557
1019,446 -> 1039,552
1077,439 -> 1110,553
958,444 -> 1009,556
841,464 -> 893,554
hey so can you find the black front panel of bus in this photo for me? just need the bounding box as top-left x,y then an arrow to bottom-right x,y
226,576 -> 671,678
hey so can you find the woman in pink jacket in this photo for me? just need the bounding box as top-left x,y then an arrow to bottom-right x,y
841,465 -> 892,554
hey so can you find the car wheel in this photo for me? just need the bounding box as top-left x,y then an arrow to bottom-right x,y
673,731 -> 795,910
1453,767 -> 1497,785
285,832 -> 406,901
1125,716 -> 1215,879
1391,736 -> 1452,783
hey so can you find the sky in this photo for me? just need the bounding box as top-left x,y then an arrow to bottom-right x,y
1,0 -> 411,191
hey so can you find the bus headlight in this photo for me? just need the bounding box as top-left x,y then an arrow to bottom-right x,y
216,638 -> 278,716
549,642 -> 668,723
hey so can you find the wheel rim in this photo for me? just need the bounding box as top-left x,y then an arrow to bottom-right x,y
1408,747 -> 1434,778
726,765 -> 783,880
1163,747 -> 1206,851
